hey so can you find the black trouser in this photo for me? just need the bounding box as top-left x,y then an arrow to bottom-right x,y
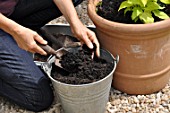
9,0 -> 83,31
0,0 -> 83,112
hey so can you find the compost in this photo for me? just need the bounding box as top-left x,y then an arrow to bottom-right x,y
97,0 -> 170,24
51,44 -> 114,85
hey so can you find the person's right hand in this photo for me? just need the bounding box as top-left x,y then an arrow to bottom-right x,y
11,25 -> 47,55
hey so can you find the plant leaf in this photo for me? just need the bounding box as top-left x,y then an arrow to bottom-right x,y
131,7 -> 143,20
152,0 -> 158,2
153,10 -> 170,19
129,0 -> 143,6
139,11 -> 154,23
134,17 -> 139,22
145,2 -> 165,11
140,0 -> 148,6
124,7 -> 132,14
160,0 -> 170,4
118,1 -> 133,11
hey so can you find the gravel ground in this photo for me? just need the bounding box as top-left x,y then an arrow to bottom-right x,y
0,0 -> 170,113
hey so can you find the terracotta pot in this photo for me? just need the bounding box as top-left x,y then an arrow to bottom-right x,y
88,0 -> 170,94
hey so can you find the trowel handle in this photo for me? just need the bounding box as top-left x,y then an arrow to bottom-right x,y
64,42 -> 81,48
37,43 -> 56,55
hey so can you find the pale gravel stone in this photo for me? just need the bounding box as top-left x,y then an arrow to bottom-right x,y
134,96 -> 139,103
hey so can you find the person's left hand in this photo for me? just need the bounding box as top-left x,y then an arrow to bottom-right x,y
70,20 -> 100,57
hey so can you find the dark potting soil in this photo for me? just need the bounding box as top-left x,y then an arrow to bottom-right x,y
51,44 -> 114,85
97,0 -> 170,24
34,30 -> 114,85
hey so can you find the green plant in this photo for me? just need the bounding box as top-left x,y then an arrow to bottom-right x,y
118,0 -> 170,23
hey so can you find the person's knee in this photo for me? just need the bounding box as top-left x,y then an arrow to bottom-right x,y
25,77 -> 54,112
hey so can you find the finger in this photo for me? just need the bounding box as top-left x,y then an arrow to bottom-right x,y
88,32 -> 100,57
95,42 -> 100,57
32,44 -> 47,55
24,46 -> 35,54
82,34 -> 94,49
28,49 -> 35,54
93,38 -> 100,57
34,33 -> 47,45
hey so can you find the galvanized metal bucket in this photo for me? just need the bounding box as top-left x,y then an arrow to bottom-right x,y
38,48 -> 118,113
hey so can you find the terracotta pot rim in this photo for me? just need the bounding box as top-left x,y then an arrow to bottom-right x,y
88,0 -> 170,32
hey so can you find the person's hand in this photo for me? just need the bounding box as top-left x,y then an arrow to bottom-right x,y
70,21 -> 100,57
52,0 -> 100,56
11,25 -> 47,55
